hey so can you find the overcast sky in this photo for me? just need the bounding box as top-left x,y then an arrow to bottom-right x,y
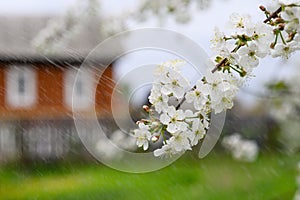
0,0 -> 137,16
0,0 -> 297,108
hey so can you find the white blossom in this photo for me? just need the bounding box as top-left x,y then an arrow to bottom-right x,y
160,69 -> 190,99
239,43 -> 267,68
227,13 -> 254,35
283,8 -> 300,32
133,123 -> 152,150
154,131 -> 191,157
185,80 -> 208,110
162,59 -> 186,69
272,41 -> 300,59
154,60 -> 185,79
278,0 -> 300,5
211,90 -> 236,113
160,107 -> 187,133
252,23 -> 274,52
202,72 -> 239,114
217,46 -> 240,65
187,118 -> 206,146
169,131 -> 191,152
153,141 -> 176,157
148,84 -> 169,113
211,27 -> 227,51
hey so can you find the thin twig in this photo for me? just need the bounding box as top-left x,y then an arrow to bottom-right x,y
211,58 -> 228,73
211,45 -> 241,73
175,86 -> 196,110
263,7 -> 282,23
177,6 -> 283,110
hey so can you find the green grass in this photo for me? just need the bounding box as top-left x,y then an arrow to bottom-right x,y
0,152 -> 298,200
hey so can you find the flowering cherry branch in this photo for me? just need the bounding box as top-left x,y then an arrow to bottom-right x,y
132,0 -> 300,157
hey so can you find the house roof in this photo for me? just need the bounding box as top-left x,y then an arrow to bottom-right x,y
0,54 -> 112,67
0,16 -> 120,63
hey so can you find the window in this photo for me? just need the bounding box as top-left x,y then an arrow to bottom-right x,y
5,66 -> 37,108
64,68 -> 95,110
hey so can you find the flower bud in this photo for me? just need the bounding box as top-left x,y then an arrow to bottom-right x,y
143,105 -> 150,113
136,119 -> 149,125
273,29 -> 279,35
141,119 -> 150,124
240,70 -> 247,77
259,5 -> 266,11
270,42 -> 275,49
278,23 -> 285,31
151,135 -> 160,142
152,122 -> 159,127
136,120 -> 142,125
275,18 -> 284,24
289,32 -> 295,37
287,32 -> 296,42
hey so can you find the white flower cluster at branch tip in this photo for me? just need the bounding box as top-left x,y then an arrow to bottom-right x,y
133,1 -> 300,157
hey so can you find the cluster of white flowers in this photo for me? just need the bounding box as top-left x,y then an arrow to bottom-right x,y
222,134 -> 259,162
133,1 -> 300,157
211,4 -> 300,76
132,60 -> 239,157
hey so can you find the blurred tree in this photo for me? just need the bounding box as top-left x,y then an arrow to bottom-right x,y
32,0 -> 223,52
266,68 -> 300,154
133,0 -> 215,24
31,0 -> 127,54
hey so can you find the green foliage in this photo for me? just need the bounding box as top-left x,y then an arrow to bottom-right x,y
267,81 -> 289,93
0,153 -> 298,200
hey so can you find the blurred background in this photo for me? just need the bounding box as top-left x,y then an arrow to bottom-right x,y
0,0 -> 299,199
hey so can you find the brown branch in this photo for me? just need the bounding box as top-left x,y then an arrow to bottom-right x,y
175,85 -> 196,110
177,6 -> 284,110
211,58 -> 228,73
176,96 -> 186,110
211,45 -> 241,73
264,7 -> 282,23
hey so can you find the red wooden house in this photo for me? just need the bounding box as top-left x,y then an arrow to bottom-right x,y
0,55 -> 114,120
0,16 -> 118,162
